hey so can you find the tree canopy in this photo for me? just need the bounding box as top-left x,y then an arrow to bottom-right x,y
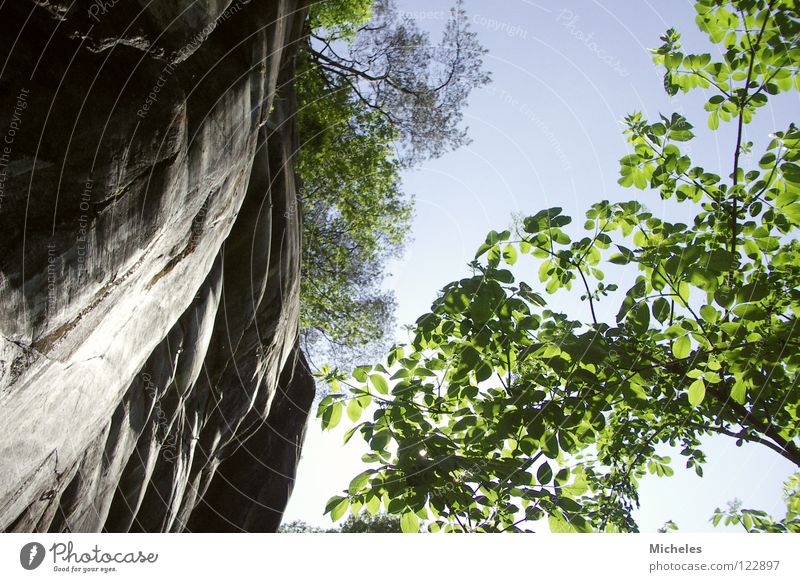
318,0 -> 800,533
279,512 -> 401,533
296,0 -> 489,366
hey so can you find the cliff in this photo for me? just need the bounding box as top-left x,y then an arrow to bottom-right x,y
0,0 -> 314,532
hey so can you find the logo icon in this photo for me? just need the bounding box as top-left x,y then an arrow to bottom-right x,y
20,542 -> 46,570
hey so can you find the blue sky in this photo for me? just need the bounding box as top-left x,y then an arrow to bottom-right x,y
284,0 -> 799,531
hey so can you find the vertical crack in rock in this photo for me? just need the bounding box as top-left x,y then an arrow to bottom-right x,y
0,0 -> 313,532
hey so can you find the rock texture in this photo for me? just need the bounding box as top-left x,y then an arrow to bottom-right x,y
0,0 -> 314,532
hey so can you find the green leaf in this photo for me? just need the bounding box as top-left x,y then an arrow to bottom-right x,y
759,152 -> 776,169
365,494 -> 381,516
487,245 -> 501,267
327,496 -> 349,521
665,52 -> 683,70
743,238 -> 760,260
652,297 -> 671,323
707,249 -> 734,271
370,374 -> 389,394
343,423 -> 363,445
400,511 -> 419,533
699,305 -> 719,323
475,362 -> 493,383
609,253 -> 630,265
348,469 -> 374,494
321,401 -> 343,430
672,335 -> 691,359
523,208 -> 565,233
630,302 -> 651,333
503,244 -> 518,266
668,114 -> 695,141
548,512 -> 578,533
539,260 -> 553,283
475,242 -> 492,259
543,433 -> 559,459
443,289 -> 470,314
371,430 -> 391,452
492,269 -> 515,284
537,462 -> 553,485
732,304 -> 766,321
387,346 -> 404,367
731,380 -> 747,405
783,203 -> 800,225
325,495 -> 344,514
346,398 -> 363,422
352,367 -> 368,383
714,288 -> 736,309
708,111 -> 719,130
688,267 -> 718,292
688,378 -> 706,407
469,287 -> 498,323
459,344 -> 481,370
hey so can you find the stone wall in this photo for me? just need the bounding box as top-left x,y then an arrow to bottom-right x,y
0,0 -> 313,532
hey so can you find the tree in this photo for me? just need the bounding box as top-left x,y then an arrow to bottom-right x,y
297,1 -> 489,366
339,512 -> 401,532
297,50 -> 408,354
307,0 -> 490,164
278,512 -> 400,533
318,0 -> 800,532
712,473 -> 800,532
278,520 -> 330,533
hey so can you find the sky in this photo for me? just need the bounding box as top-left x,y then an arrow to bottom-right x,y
284,0 -> 799,531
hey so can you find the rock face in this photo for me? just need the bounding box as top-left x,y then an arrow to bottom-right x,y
0,0 -> 314,532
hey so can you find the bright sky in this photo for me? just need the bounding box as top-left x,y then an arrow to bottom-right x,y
284,0 -> 798,531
